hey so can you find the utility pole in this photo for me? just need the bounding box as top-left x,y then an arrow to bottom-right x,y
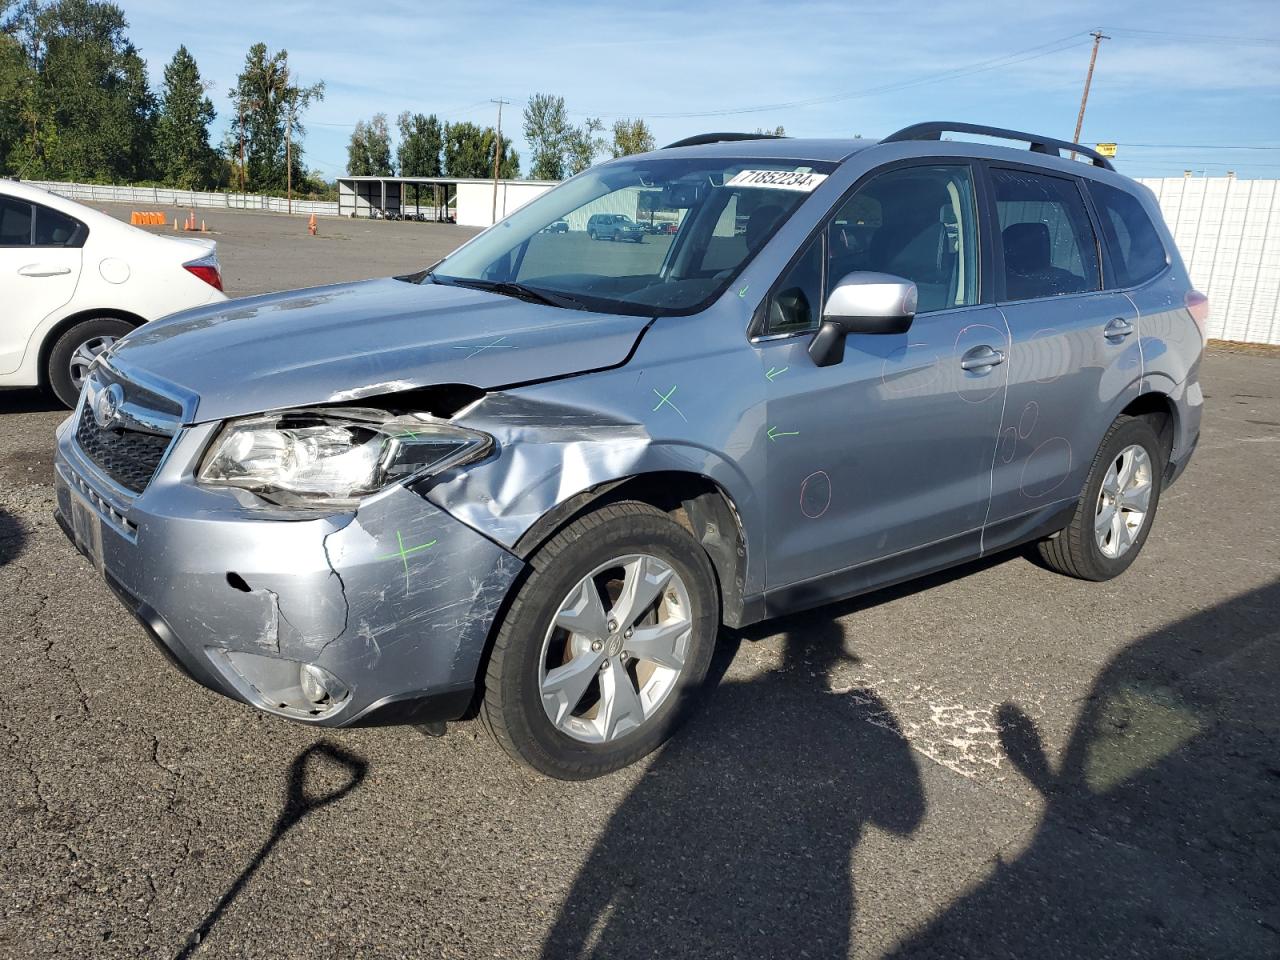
238,100 -> 246,194
1071,30 -> 1109,156
491,98 -> 510,225
284,68 -> 293,215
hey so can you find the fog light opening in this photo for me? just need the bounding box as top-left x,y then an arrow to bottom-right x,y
300,663 -> 348,705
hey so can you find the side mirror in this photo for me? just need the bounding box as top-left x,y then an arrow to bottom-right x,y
808,272 -> 917,367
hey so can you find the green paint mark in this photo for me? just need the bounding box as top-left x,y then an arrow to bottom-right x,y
379,530 -> 438,578
765,365 -> 789,381
396,430 -> 420,440
451,335 -> 514,360
651,385 -> 688,422
738,284 -> 750,298
767,426 -> 799,442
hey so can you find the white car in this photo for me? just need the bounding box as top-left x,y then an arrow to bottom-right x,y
0,180 -> 228,407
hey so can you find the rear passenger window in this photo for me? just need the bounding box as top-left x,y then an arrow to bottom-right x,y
991,169 -> 1101,302
0,197 -> 33,246
1089,181 -> 1168,287
34,204 -> 82,247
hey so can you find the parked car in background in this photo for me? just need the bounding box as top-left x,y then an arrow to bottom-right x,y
0,180 -> 226,407
542,219 -> 569,234
54,123 -> 1203,780
587,213 -> 645,242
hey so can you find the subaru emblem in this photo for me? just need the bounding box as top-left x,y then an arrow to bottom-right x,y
93,382 -> 125,430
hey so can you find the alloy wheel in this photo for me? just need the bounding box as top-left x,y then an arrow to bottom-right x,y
1095,444 -> 1153,559
538,554 -> 692,743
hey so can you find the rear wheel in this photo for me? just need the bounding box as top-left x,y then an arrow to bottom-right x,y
1036,415 -> 1165,581
587,228 -> 597,240
480,501 -> 719,780
47,317 -> 134,408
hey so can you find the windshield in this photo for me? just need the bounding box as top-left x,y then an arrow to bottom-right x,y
428,155 -> 837,316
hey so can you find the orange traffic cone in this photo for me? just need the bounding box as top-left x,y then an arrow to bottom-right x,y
308,214 -> 317,236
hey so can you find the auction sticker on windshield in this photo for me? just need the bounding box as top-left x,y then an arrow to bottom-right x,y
726,169 -> 828,191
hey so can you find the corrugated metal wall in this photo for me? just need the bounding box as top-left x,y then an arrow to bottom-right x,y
1138,178 -> 1280,345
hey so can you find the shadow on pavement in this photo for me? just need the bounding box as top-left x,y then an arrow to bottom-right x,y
176,741 -> 369,958
0,387 -> 64,414
0,508 -> 27,567
542,618 -> 927,959
887,578 -> 1280,959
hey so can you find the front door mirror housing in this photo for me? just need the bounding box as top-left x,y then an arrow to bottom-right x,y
808,272 -> 918,367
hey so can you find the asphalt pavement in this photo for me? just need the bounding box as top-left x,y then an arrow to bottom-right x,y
1,207 -> 1277,958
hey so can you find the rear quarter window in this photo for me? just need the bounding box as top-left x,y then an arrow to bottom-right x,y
1089,181 -> 1168,288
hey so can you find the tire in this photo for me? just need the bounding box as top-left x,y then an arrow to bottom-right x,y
480,501 -> 719,780
1036,415 -> 1165,581
47,317 -> 134,409
588,229 -> 597,240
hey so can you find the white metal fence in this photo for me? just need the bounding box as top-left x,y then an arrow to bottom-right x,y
1138,177 -> 1280,345
23,180 -> 339,218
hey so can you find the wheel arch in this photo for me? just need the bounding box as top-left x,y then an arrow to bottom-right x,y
512,470 -> 751,629
1120,390 -> 1177,473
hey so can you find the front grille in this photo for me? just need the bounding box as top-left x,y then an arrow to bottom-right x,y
73,367 -> 183,495
75,415 -> 170,493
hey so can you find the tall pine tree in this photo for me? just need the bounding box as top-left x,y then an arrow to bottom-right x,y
154,45 -> 217,188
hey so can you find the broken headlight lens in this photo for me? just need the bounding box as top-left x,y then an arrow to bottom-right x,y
197,408 -> 492,507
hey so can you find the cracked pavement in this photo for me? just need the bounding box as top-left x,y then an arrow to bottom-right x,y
1,208 -> 1278,958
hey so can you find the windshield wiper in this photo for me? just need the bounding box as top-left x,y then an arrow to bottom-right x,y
437,276 -> 588,311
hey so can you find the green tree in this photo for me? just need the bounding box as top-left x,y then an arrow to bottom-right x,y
396,111 -> 442,177
523,92 -> 570,180
0,28 -> 36,173
566,116 -> 604,175
8,0 -> 156,181
443,120 -> 517,179
154,45 -> 218,188
753,125 -> 786,136
523,93 -> 603,180
228,43 -> 323,193
346,113 -> 393,176
610,117 -> 654,158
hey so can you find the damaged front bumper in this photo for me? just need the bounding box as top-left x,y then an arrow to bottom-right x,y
53,414 -> 524,728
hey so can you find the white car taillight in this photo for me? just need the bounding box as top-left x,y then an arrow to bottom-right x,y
184,251 -> 223,291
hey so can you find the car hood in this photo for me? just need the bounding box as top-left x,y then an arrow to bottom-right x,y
108,277 -> 652,423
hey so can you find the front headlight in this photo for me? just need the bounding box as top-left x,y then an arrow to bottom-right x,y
197,407 -> 493,507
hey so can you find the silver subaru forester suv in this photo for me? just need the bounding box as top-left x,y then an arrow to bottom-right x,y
56,122 -> 1205,779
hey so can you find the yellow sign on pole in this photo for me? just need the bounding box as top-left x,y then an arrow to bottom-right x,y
1095,142 -> 1118,157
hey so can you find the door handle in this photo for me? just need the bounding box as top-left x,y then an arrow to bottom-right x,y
1104,317 -> 1135,339
18,264 -> 72,278
960,345 -> 1006,371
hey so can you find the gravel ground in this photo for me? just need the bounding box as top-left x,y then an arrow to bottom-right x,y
1,207 -> 1277,959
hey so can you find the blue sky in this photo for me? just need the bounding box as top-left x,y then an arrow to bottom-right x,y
119,0 -> 1280,180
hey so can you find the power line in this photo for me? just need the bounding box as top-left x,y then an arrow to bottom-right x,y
1104,27 -> 1280,47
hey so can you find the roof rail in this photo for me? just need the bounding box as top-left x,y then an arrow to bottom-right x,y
663,132 -> 787,149
881,121 -> 1115,171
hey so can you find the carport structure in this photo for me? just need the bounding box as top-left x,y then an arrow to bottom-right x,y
336,176 -> 557,227
337,175 -> 453,222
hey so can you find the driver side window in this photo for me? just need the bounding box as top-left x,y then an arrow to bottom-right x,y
827,164 -> 979,314
763,164 -> 980,336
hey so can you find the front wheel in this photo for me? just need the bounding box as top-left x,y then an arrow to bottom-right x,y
480,501 -> 719,780
1036,415 -> 1165,581
47,317 -> 134,408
